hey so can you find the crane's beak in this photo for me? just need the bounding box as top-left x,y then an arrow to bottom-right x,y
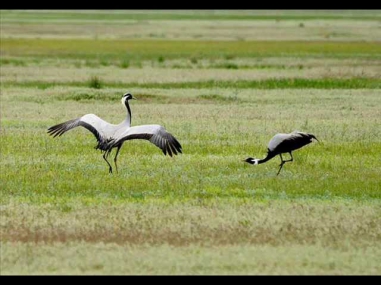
131,96 -> 137,100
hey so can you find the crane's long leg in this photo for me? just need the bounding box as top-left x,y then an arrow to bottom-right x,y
290,152 -> 294,161
277,152 -> 294,176
103,151 -> 113,174
284,152 -> 294,163
277,154 -> 285,175
114,145 -> 122,174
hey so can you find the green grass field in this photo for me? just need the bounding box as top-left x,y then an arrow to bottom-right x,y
1,10 -> 381,275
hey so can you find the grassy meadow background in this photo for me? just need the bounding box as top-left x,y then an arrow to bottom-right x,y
1,10 -> 381,274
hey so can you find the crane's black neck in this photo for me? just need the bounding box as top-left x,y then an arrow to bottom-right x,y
257,150 -> 276,164
125,100 -> 132,125
245,150 -> 276,165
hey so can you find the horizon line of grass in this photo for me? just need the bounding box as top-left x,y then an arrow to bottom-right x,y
2,39 -> 380,60
2,11 -> 380,22
3,78 -> 381,90
0,57 -> 309,70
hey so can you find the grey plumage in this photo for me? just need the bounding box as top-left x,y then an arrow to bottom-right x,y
244,131 -> 319,175
47,93 -> 182,173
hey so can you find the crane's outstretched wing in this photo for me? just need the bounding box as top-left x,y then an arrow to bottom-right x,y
112,125 -> 182,157
47,114 -> 111,150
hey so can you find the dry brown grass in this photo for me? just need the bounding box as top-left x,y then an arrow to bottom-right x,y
2,242 -> 381,275
2,200 -> 380,274
2,19 -> 381,41
2,200 -> 380,247
1,65 -> 380,84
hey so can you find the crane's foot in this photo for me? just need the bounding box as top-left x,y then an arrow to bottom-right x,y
109,167 -> 113,174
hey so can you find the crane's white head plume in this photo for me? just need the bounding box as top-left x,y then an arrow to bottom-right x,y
121,93 -> 136,105
243,157 -> 259,165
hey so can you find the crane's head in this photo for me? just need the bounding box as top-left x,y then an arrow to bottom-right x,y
243,157 -> 260,165
121,93 -> 136,105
